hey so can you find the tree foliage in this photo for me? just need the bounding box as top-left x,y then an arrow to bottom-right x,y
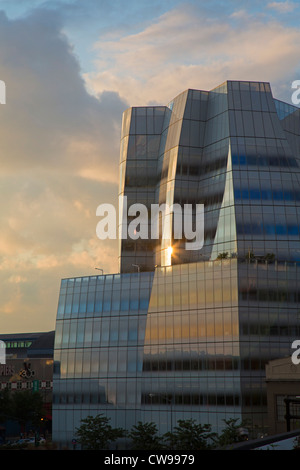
0,388 -> 11,422
0,389 -> 45,429
216,418 -> 249,447
129,421 -> 164,450
75,414 -> 125,450
9,390 -> 45,429
75,415 -> 250,450
164,419 -> 217,450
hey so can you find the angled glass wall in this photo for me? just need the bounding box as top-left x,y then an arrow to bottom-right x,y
119,106 -> 168,273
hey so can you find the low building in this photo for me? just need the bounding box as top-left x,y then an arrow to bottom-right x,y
266,357 -> 300,435
0,331 -> 54,438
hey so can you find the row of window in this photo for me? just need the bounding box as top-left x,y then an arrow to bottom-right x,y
2,341 -> 33,349
240,323 -> 300,336
61,273 -> 153,289
142,358 -> 239,372
53,391 -> 267,407
239,288 -> 300,303
276,395 -> 300,422
127,107 -> 167,136
232,154 -> 298,168
143,355 -> 294,372
55,347 -> 144,376
55,345 -> 291,376
1,381 -> 52,390
57,294 -> 151,317
143,391 -> 267,407
55,317 -> 145,348
236,223 -> 300,237
234,187 -> 300,202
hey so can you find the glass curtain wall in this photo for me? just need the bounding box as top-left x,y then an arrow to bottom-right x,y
53,272 -> 154,446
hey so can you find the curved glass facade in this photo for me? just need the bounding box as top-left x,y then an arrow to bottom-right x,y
53,81 -> 300,447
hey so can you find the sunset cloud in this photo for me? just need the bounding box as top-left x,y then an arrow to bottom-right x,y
0,9 -> 121,332
86,5 -> 300,105
267,1 -> 297,13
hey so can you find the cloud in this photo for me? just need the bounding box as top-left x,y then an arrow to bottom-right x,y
0,9 -> 123,332
267,1 -> 297,13
86,4 -> 300,106
0,9 -> 128,179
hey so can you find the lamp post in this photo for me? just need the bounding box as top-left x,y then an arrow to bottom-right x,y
132,264 -> 141,273
95,267 -> 103,275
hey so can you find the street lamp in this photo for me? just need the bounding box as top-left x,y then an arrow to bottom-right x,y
95,267 -> 103,275
132,264 -> 141,273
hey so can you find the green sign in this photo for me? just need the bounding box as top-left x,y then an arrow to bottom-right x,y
33,380 -> 39,391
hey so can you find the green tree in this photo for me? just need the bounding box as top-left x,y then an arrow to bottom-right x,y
0,388 -> 11,423
216,418 -> 249,447
264,253 -> 275,263
217,252 -> 229,259
10,390 -> 45,432
75,414 -> 125,450
164,419 -> 217,450
129,421 -> 164,450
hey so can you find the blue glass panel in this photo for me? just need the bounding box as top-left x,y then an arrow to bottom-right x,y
239,155 -> 247,165
79,293 -> 87,313
57,294 -> 66,316
129,298 -> 139,310
276,225 -> 287,235
87,293 -> 95,313
273,190 -> 283,200
288,225 -> 299,235
65,294 -> 72,315
103,300 -> 111,312
232,155 -> 239,165
234,189 -> 241,199
247,156 -> 257,165
241,189 -> 249,199
249,189 -> 260,199
261,190 -> 272,200
121,298 -> 129,311
94,294 -> 103,313
284,190 -> 293,201
265,224 -> 276,235
139,298 -> 150,310
71,293 -> 80,314
112,299 -> 120,311
251,222 -> 263,234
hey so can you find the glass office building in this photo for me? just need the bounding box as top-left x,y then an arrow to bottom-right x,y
53,81 -> 300,447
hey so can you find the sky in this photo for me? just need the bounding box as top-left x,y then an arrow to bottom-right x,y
0,0 -> 300,333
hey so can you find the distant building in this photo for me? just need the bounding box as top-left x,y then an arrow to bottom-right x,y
53,81 -> 300,447
0,331 -> 54,437
266,357 -> 300,435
